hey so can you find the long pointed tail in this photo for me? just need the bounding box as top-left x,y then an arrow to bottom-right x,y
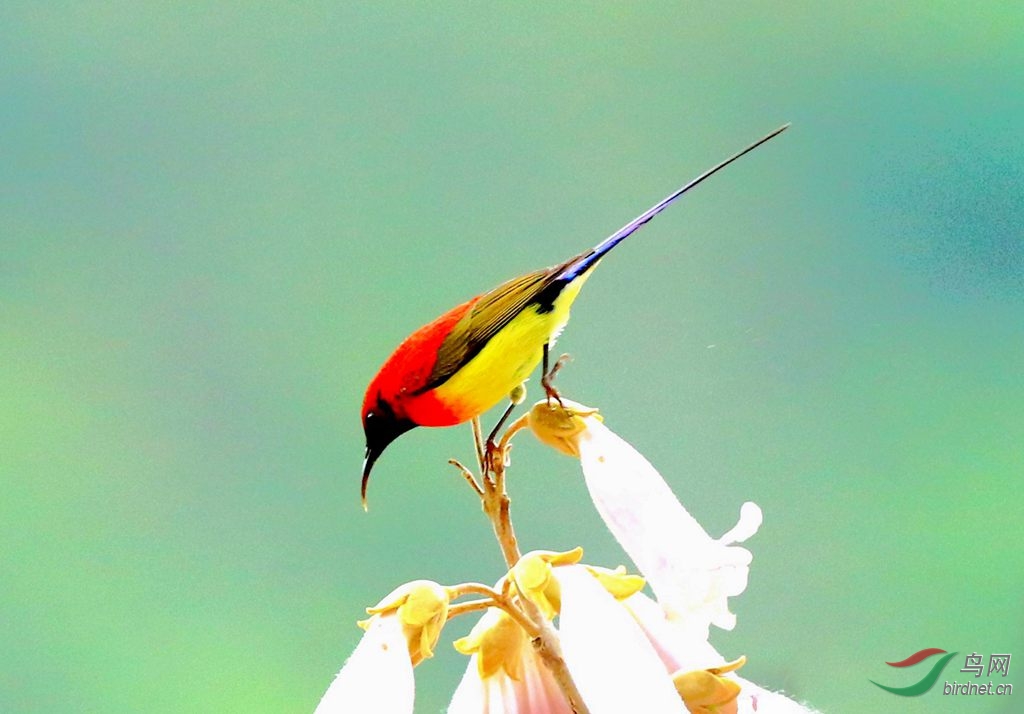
558,123 -> 790,282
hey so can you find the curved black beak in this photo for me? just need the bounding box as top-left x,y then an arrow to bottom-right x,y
361,444 -> 381,512
360,404 -> 416,511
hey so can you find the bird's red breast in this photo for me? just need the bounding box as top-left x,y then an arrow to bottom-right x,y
362,296 -> 481,428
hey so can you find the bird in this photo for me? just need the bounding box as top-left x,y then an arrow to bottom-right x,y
360,123 -> 789,507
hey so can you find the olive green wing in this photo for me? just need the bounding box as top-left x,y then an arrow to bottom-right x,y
416,259 -> 576,393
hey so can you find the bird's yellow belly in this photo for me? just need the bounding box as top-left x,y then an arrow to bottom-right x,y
431,269 -> 591,418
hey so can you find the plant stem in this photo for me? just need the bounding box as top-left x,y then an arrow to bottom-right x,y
475,411 -> 591,714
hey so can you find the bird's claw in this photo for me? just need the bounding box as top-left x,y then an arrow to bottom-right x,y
484,437 -> 498,468
543,382 -> 564,409
541,353 -> 571,409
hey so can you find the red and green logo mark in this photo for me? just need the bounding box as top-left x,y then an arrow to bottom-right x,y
871,648 -> 958,696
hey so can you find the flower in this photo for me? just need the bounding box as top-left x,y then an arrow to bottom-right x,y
315,612 -> 414,714
527,400 -> 818,713
621,589 -> 818,713
320,400 -> 817,713
556,564 -> 690,713
623,589 -> 722,678
529,399 -> 761,634
450,564 -> 691,714
315,580 -> 449,713
449,608 -> 571,713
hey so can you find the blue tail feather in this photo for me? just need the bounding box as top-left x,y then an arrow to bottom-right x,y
557,123 -> 790,283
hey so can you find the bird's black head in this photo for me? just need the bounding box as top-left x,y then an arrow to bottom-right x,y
361,396 -> 416,510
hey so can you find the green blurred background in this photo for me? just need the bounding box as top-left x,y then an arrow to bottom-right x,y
2,3 -> 1021,713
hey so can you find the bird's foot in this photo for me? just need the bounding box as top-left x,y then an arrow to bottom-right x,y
541,353 -> 571,408
484,437 -> 503,476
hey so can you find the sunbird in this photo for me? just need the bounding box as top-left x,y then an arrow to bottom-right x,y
361,124 -> 789,506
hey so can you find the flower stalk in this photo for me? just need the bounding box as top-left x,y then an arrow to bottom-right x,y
455,410 -> 591,714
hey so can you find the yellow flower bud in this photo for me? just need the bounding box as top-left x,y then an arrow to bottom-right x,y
585,564 -> 646,600
454,610 -> 527,680
527,399 -> 602,457
510,548 -> 584,619
362,580 -> 450,665
673,656 -> 746,714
